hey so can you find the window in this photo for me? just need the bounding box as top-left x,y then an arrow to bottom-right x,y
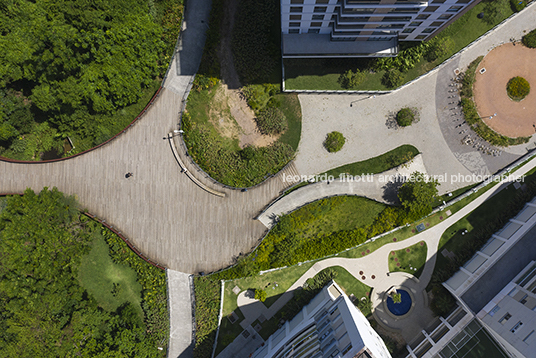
520,294 -> 529,304
342,344 -> 353,355
430,21 -> 443,27
314,6 -> 327,13
290,15 -> 302,20
417,14 -> 430,19
508,288 -> 517,297
409,21 -> 422,27
291,0 -> 304,3
422,27 -> 434,34
432,0 -> 446,2
312,14 -> 325,20
290,6 -> 302,13
424,6 -> 439,12
511,321 -> 523,333
448,6 -> 463,12
310,22 -> 322,27
289,22 -> 301,27
316,0 -> 329,3
402,28 -> 415,33
308,28 -> 320,33
524,330 -> 535,343
499,313 -> 512,324
415,35 -> 426,39
489,305 -> 500,317
398,35 -> 408,40
457,0 -> 471,3
438,14 -> 453,20
289,29 -> 300,34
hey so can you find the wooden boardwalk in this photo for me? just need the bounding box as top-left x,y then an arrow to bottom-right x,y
0,87 -> 297,274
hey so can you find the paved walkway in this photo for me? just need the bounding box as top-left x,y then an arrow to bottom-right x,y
294,2 -> 536,195
228,155 -> 536,346
257,154 -> 428,228
167,270 -> 194,358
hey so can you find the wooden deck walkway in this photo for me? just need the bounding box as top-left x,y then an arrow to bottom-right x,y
0,87 -> 298,274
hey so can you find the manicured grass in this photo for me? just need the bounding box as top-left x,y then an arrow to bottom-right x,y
78,231 -> 142,316
284,2 -> 514,91
324,145 -> 420,178
276,93 -> 302,151
222,262 -> 315,316
330,266 -> 372,316
388,241 -> 428,278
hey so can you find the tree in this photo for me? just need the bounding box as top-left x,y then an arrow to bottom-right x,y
338,69 -> 366,89
324,131 -> 346,153
390,292 -> 402,304
482,0 -> 510,25
425,36 -> 455,62
382,69 -> 404,89
398,171 -> 439,222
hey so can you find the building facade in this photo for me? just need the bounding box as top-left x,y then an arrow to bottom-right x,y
281,0 -> 481,58
252,281 -> 392,358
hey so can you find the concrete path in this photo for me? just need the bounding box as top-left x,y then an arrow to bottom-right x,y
257,154 -> 428,228
294,2 -> 536,195
167,270 -> 194,358
230,155 -> 536,344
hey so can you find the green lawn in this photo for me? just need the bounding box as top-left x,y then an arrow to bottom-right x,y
284,2 -> 514,91
388,241 -> 428,278
78,231 -> 143,316
215,308 -> 245,355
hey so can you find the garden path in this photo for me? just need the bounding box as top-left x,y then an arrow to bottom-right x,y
229,155 -> 536,344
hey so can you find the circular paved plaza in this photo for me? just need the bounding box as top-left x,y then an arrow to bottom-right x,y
473,43 -> 536,138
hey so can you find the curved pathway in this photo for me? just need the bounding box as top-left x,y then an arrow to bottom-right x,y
257,154 -> 428,228
230,156 -> 536,344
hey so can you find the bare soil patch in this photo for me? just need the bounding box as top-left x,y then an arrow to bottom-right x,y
215,0 -> 277,148
473,43 -> 536,138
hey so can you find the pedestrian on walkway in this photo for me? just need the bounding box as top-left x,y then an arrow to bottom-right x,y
125,172 -> 133,178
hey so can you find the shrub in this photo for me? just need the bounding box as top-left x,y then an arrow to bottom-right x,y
337,69 -> 366,89
510,0 -> 526,12
396,108 -> 415,127
482,0 -> 511,25
507,76 -> 530,101
381,69 -> 404,89
425,37 -> 455,62
324,131 -> 345,153
522,28 -> 536,48
390,292 -> 402,303
254,289 -> 267,302
256,107 -> 288,135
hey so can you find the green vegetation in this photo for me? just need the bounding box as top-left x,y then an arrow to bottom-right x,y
389,241 -> 428,277
193,277 -> 221,358
396,108 -> 417,127
285,1 -> 514,91
382,69 -> 405,89
460,57 -> 530,146
522,28 -> 536,48
254,289 -> 267,302
183,0 -> 301,188
324,131 -> 346,153
390,292 -> 402,304
510,0 -> 528,12
0,0 -> 183,160
507,76 -> 530,101
338,69 -> 366,89
323,145 -> 420,179
0,188 -> 168,356
398,172 -> 440,222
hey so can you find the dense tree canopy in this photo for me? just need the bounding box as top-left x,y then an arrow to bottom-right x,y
398,171 -> 440,222
0,0 -> 182,160
0,189 -> 167,357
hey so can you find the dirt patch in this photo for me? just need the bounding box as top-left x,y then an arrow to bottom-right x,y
215,0 -> 277,148
473,43 -> 536,138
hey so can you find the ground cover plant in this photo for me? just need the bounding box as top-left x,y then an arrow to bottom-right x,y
0,188 -> 168,357
284,1 -> 514,90
183,0 -> 301,188
324,131 -> 346,153
522,28 -> 536,48
388,241 -> 428,277
507,76 -> 530,101
460,57 -> 530,146
0,0 -> 183,160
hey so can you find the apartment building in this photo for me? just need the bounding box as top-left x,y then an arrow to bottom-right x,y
252,281 -> 392,358
281,0 -> 481,58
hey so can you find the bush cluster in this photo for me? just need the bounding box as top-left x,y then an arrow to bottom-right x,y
254,289 -> 267,302
396,108 -> 416,127
381,69 -> 405,89
522,28 -> 536,48
507,76 -> 530,101
323,131 -> 346,153
425,37 -> 455,62
256,108 -> 288,135
193,277 -> 220,358
373,43 -> 430,73
337,69 -> 366,89
459,57 -> 530,146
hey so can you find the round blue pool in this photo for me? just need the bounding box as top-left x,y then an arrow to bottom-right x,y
386,289 -> 412,316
